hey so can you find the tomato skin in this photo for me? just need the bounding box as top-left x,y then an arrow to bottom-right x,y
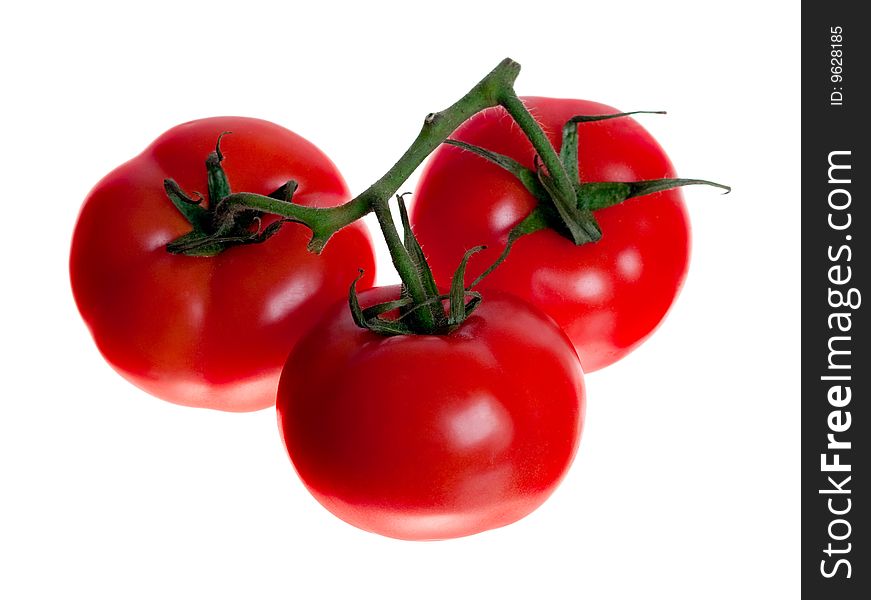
70,117 -> 376,411
411,97 -> 691,373
276,287 -> 584,540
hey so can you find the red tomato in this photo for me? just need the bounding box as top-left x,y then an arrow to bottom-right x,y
70,117 -> 375,411
276,287 -> 584,540
411,97 -> 691,373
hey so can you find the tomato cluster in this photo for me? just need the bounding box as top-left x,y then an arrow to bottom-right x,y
71,69 -> 712,540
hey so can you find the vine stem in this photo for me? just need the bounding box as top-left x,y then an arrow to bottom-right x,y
210,59 -> 540,312
219,58 -> 521,250
167,58 -> 727,335
370,197 -> 436,332
498,91 -> 581,224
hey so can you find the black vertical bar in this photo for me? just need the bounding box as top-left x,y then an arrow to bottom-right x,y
802,3 -> 867,597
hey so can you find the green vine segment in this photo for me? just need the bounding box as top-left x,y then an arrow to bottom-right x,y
163,59 -> 728,337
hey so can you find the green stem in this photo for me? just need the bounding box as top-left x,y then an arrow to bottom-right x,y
499,91 -> 581,224
217,58 -> 522,255
370,198 -> 437,333
216,192 -> 370,253
351,58 -> 520,217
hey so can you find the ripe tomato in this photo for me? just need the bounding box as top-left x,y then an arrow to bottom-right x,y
411,97 -> 691,373
70,117 -> 375,411
276,287 -> 584,540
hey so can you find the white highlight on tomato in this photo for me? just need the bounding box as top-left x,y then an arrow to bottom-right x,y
616,248 -> 643,281
446,394 -> 513,450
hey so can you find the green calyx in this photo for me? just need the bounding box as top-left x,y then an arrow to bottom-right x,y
445,110 -> 730,248
350,195 -> 486,337
165,133 -> 295,257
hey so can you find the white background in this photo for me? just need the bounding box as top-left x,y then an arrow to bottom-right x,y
1,1 -> 799,598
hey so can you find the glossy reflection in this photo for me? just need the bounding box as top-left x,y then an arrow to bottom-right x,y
445,393 -> 513,451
